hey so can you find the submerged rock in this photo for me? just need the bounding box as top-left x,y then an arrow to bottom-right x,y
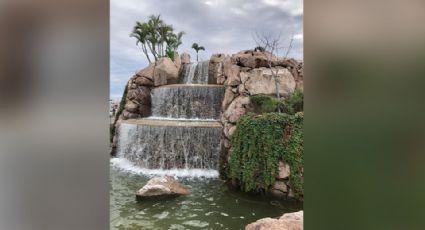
245,210 -> 303,230
136,176 -> 190,199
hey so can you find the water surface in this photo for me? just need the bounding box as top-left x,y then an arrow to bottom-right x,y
110,164 -> 302,230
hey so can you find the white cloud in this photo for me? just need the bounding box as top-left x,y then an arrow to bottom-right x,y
110,0 -> 303,98
262,0 -> 303,16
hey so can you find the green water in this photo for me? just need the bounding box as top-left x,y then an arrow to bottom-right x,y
110,166 -> 302,230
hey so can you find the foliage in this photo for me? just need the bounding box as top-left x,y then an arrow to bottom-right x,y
165,47 -> 176,60
283,89 -> 303,115
191,42 -> 205,61
254,46 -> 265,52
227,112 -> 304,198
110,82 -> 128,143
250,95 -> 282,113
130,15 -> 185,63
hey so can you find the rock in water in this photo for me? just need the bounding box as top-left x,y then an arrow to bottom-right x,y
136,176 -> 190,200
245,210 -> 303,230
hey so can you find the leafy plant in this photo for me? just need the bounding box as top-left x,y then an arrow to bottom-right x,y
250,95 -> 282,113
283,89 -> 303,115
227,112 -> 304,198
254,46 -> 265,52
191,42 -> 205,61
130,15 -> 184,63
110,83 -> 128,143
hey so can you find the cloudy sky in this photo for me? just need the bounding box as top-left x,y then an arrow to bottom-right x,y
110,0 -> 303,99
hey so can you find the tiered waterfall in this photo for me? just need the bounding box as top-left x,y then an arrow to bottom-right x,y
115,61 -> 224,177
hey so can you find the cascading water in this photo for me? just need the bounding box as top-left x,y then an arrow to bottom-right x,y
112,60 -> 225,177
151,85 -> 224,120
181,61 -> 209,84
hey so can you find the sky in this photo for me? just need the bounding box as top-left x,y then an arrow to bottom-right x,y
110,0 -> 303,100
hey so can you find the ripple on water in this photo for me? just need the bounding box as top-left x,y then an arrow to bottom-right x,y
110,162 -> 303,230
182,220 -> 210,228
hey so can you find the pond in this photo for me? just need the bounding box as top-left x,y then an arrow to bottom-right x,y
110,162 -> 302,230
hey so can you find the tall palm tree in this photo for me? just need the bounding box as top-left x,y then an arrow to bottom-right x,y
130,22 -> 152,63
191,43 -> 205,61
130,15 -> 185,62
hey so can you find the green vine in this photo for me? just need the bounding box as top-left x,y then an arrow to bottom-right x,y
227,112 -> 303,198
110,82 -> 129,143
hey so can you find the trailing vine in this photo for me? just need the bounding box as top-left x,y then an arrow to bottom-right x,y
228,112 -> 303,198
110,82 -> 129,143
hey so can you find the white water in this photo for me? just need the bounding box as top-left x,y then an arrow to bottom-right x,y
113,59 -> 225,178
182,61 -> 209,84
111,158 -> 219,178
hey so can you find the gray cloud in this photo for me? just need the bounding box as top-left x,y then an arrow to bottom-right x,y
111,0 -> 303,99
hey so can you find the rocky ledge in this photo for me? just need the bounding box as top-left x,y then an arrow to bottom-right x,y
245,210 -> 303,230
136,176 -> 190,200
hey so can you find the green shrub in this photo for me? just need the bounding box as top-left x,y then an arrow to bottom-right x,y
110,83 -> 128,143
166,48 -> 175,61
228,112 -> 303,198
250,95 -> 283,113
254,46 -> 266,52
283,89 -> 303,115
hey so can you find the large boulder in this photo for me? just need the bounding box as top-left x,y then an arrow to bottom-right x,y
223,96 -> 251,123
136,63 -> 155,81
173,52 -> 182,70
232,50 -> 277,69
245,211 -> 303,230
136,176 -> 190,199
180,52 -> 191,65
278,161 -> 290,179
209,53 -> 225,84
153,57 -> 179,86
224,64 -> 241,86
222,87 -> 236,110
127,86 -> 151,105
245,67 -> 296,97
124,101 -> 139,113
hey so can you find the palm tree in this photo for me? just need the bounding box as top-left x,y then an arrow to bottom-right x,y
191,43 -> 205,61
130,22 -> 152,63
130,15 -> 185,62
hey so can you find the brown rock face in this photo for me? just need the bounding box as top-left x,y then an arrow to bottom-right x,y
124,101 -> 139,113
122,110 -> 139,119
232,50 -> 277,69
127,86 -> 151,105
135,76 -> 154,87
223,96 -> 251,123
245,67 -> 295,97
173,52 -> 181,70
273,181 -> 288,193
136,176 -> 190,199
245,211 -> 303,230
136,63 -> 155,80
278,161 -> 291,179
222,87 -> 236,110
209,53 -> 225,84
153,57 -> 179,86
180,52 -> 191,64
224,65 -> 241,86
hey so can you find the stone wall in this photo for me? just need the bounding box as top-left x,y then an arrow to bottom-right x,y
209,49 -> 303,198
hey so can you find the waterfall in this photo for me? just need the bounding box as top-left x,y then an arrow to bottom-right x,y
181,61 -> 210,84
151,85 -> 224,120
117,121 -> 222,170
113,59 -> 225,177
